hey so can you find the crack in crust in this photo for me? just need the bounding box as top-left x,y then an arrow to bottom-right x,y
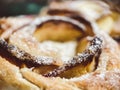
44,36 -> 103,77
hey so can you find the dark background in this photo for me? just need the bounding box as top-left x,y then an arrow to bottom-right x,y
0,0 -> 119,17
0,0 -> 47,17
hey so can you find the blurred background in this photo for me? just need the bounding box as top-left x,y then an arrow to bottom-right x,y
0,0 -> 119,17
0,0 -> 47,17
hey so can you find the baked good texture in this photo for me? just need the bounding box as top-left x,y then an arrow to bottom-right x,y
0,0 -> 120,90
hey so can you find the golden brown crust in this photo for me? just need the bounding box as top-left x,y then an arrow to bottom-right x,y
70,70 -> 120,90
0,21 -> 120,90
0,0 -> 120,89
46,0 -> 111,21
70,32 -> 120,90
97,31 -> 120,71
0,56 -> 39,90
21,68 -> 80,90
21,31 -> 120,90
0,16 -> 34,39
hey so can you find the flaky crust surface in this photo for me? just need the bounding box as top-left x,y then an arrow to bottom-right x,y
0,56 -> 39,90
0,31 -> 119,90
21,32 -> 120,90
0,1 -> 120,88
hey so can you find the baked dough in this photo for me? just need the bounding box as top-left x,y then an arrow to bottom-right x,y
0,0 -> 120,90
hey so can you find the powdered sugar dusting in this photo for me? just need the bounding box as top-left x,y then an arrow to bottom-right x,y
44,36 -> 103,77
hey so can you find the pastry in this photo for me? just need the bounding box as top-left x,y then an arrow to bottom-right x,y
0,0 -> 120,90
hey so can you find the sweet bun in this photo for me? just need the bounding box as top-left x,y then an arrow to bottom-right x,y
0,0 -> 120,90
